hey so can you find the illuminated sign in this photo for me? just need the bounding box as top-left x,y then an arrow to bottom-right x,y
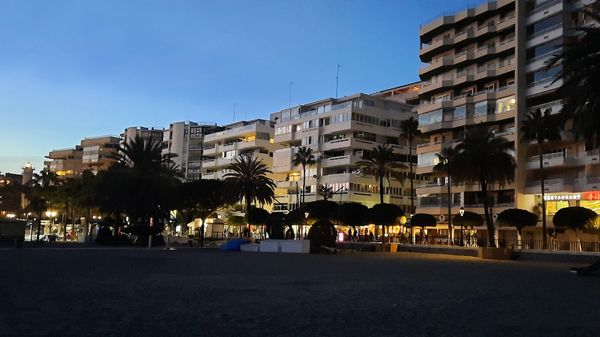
582,191 -> 600,200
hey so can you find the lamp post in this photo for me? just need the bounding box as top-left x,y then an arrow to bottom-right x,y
459,207 -> 465,246
302,211 -> 309,240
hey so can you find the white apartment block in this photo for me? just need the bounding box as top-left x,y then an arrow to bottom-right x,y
269,93 -> 422,213
162,122 -> 223,181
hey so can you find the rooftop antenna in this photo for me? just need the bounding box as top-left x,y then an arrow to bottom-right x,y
336,64 -> 343,98
288,81 -> 294,108
233,103 -> 237,123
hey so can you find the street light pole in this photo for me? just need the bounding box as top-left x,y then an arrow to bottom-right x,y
459,207 -> 465,247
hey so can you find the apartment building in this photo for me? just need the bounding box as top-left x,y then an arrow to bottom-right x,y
122,126 -> 164,145
81,136 -> 121,174
270,93 -> 420,213
162,121 -> 223,181
200,119 -> 284,208
46,136 -> 121,177
415,0 -> 598,239
45,147 -> 84,178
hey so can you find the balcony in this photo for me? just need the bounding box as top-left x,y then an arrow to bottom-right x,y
574,177 -> 600,191
528,99 -> 563,115
525,178 -> 572,194
527,0 -> 563,25
417,100 -> 453,114
419,37 -> 454,59
526,24 -> 563,49
419,79 -> 454,95
320,155 -> 358,168
526,77 -> 562,97
525,152 -> 580,169
419,57 -> 454,76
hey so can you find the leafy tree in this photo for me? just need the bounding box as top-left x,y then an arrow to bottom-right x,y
334,202 -> 368,231
433,147 -> 458,245
553,206 -> 598,251
225,155 -> 275,223
497,208 -> 538,245
305,200 -> 338,252
410,213 -> 436,243
355,144 -> 406,204
176,179 -> 237,245
265,212 -> 285,239
453,211 -> 483,246
400,117 -> 421,214
548,3 -> 600,154
521,108 -> 562,249
292,146 -> 317,205
366,203 -> 403,242
451,125 -> 515,247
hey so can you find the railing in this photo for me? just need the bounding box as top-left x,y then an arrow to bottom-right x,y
528,0 -> 562,16
528,23 -> 562,39
528,99 -> 563,114
527,48 -> 562,64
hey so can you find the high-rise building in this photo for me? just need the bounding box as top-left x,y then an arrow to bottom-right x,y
415,0 -> 597,241
121,126 -> 164,145
45,147 -> 84,178
162,121 -> 223,181
270,92 -> 421,213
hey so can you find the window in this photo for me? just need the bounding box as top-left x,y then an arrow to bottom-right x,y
453,105 -> 467,120
417,152 -> 439,167
418,110 -> 443,126
474,101 -> 494,116
496,96 -> 516,114
527,14 -> 561,37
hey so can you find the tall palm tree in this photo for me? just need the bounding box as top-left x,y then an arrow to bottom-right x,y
355,144 -> 407,205
115,135 -> 175,171
433,147 -> 457,245
317,184 -> 334,201
292,146 -> 316,205
521,108 -> 562,249
224,155 -> 276,223
548,3 -> 600,153
400,117 -> 421,214
33,169 -> 58,189
452,125 -> 515,247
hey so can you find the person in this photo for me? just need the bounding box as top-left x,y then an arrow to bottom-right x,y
368,230 -> 374,242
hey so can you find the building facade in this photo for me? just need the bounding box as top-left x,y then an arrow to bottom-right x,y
162,121 -> 223,181
415,0 -> 598,240
46,136 -> 121,177
200,119 -> 284,211
270,93 -> 421,213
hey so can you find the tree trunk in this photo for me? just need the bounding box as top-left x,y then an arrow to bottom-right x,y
200,218 -> 205,247
538,143 -> 548,250
379,176 -> 384,204
36,214 -> 42,242
245,194 -> 251,238
64,201 -> 69,242
409,141 -> 414,215
481,180 -> 495,247
447,174 -> 452,245
302,165 -> 306,206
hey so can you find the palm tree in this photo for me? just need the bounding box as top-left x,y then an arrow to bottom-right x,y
33,169 -> 58,189
400,117 -> 421,214
433,147 -> 458,245
548,3 -> 600,153
292,146 -> 316,205
521,108 -> 562,249
115,135 -> 175,171
355,144 -> 406,204
225,155 -> 276,224
452,125 -> 515,247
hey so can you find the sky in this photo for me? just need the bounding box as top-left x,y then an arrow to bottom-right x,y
0,0 -> 475,174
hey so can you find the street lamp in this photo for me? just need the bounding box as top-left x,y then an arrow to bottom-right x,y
301,211 -> 309,240
459,207 -> 465,246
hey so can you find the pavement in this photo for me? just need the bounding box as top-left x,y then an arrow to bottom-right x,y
1,248 -> 599,337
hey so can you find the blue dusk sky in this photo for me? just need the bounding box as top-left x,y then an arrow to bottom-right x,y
0,0 -> 474,174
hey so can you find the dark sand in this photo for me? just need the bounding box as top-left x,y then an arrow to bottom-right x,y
1,248 -> 599,337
